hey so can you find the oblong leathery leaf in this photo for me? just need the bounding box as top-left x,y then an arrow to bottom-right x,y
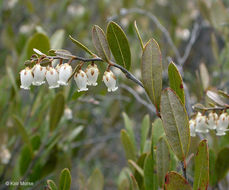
215,147 -> 229,181
49,93 -> 65,132
59,168 -> 71,190
160,88 -> 190,161
156,137 -> 171,187
128,160 -> 144,177
165,172 -> 192,190
69,35 -> 94,56
107,21 -> 131,70
168,62 -> 185,104
141,38 -> 162,111
193,139 -> 209,190
120,129 -> 136,161
92,25 -> 110,62
144,153 -> 158,190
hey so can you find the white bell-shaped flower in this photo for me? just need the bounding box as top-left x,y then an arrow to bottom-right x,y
32,64 -> 46,86
20,67 -> 33,90
74,70 -> 88,92
86,64 -> 99,86
207,112 -> 218,130
216,113 -> 229,136
58,63 -> 72,86
103,70 -> 118,92
189,119 -> 196,137
46,67 -> 59,89
0,146 -> 11,164
195,112 -> 209,133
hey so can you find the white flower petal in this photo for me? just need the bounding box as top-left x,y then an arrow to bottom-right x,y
46,67 -> 59,89
103,70 -> 118,92
74,70 -> 88,91
20,67 -> 33,90
86,64 -> 99,86
58,63 -> 72,86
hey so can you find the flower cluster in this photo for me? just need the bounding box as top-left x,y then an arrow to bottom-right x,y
20,63 -> 118,92
189,112 -> 229,137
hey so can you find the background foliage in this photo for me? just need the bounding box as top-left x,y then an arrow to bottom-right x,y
1,0 -> 229,189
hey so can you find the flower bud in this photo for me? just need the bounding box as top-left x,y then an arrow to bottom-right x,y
189,119 -> 196,137
216,113 -> 229,136
58,63 -> 72,86
46,67 -> 59,89
32,64 -> 46,86
103,70 -> 118,92
207,112 -> 218,130
195,112 -> 209,133
20,67 -> 33,90
86,64 -> 99,86
64,107 -> 73,120
74,70 -> 88,92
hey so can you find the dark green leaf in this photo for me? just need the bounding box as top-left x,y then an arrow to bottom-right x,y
144,153 -> 158,190
193,139 -> 209,190
26,33 -> 50,59
151,118 -> 164,147
160,88 -> 190,161
69,35 -> 94,56
156,137 -> 171,187
49,93 -> 65,132
92,25 -> 110,62
59,168 -> 71,190
130,175 -> 140,190
107,21 -> 131,70
141,38 -> 162,110
19,145 -> 32,175
120,129 -> 136,161
128,160 -> 144,177
164,172 -> 192,190
215,147 -> 229,181
168,62 -> 185,104
209,149 -> 217,186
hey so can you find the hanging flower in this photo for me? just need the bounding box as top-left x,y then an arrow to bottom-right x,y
74,70 -> 88,92
207,112 -> 218,130
189,119 -> 196,137
216,113 -> 229,136
103,70 -> 118,92
85,64 -> 99,86
195,112 -> 209,133
0,146 -> 11,164
58,63 -> 72,86
46,67 -> 59,89
32,64 -> 46,86
20,67 -> 33,90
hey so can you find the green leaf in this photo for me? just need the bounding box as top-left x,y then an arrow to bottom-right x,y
151,118 -> 164,147
92,25 -> 110,62
59,168 -> 71,190
49,93 -> 65,132
19,145 -> 32,175
215,147 -> 229,181
160,88 -> 190,161
26,33 -> 50,59
128,160 -> 144,177
156,137 -> 171,187
168,62 -> 185,104
134,21 -> 144,50
69,35 -> 94,56
12,115 -> 33,153
140,114 -> 150,154
50,29 -> 65,49
164,172 -> 192,190
120,129 -> 136,161
144,153 -> 158,190
134,153 -> 147,189
87,168 -> 104,190
193,139 -> 209,190
107,21 -> 131,70
54,49 -> 73,59
130,175 -> 140,190
47,180 -> 58,190
141,38 -> 162,110
122,112 -> 136,150
209,149 -> 217,186
206,90 -> 227,107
